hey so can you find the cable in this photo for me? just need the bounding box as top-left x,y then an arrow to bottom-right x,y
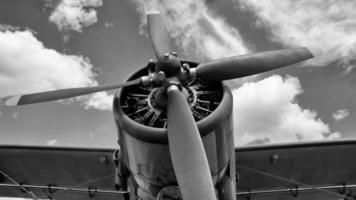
0,168 -> 116,199
236,164 -> 348,199
37,173 -> 115,199
0,169 -> 40,200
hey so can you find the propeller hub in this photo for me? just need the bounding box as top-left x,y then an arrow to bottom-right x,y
156,54 -> 181,78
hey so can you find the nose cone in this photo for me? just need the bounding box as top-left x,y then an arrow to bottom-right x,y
156,54 -> 181,77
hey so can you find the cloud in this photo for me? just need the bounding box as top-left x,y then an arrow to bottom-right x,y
233,75 -> 340,146
130,0 -> 249,61
0,24 -> 21,32
332,109 -> 350,121
49,0 -> 103,33
236,0 -> 356,72
46,139 -> 58,146
84,92 -> 113,110
0,28 -> 112,110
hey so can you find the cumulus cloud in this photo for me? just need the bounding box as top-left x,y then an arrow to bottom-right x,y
233,75 -> 340,146
236,0 -> 356,72
49,0 -> 103,33
131,0 -> 249,61
0,28 -> 112,110
0,24 -> 21,32
46,138 -> 58,146
332,109 -> 350,121
84,92 -> 113,110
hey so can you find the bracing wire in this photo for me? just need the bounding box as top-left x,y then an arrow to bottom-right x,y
236,164 -> 349,199
37,173 -> 115,199
0,168 -> 116,200
0,169 -> 40,200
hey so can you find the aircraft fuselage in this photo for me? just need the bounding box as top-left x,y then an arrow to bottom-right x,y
113,75 -> 236,199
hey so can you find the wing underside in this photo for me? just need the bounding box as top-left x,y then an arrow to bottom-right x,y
235,140 -> 356,200
2,140 -> 356,200
0,146 -> 127,200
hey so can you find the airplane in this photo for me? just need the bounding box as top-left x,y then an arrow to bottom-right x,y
1,13 -> 355,200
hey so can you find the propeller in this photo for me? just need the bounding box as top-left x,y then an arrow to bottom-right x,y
1,79 -> 141,106
196,47 -> 313,82
1,11 -> 315,200
147,13 -> 172,60
167,85 -> 217,200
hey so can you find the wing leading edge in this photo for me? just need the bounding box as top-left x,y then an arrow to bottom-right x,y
0,145 -> 128,200
235,139 -> 356,200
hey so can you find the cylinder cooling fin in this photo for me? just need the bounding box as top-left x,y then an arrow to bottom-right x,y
120,63 -> 223,129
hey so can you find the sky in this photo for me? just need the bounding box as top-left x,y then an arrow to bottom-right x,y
0,0 -> 355,150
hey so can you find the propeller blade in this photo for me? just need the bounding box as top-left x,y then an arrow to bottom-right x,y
147,13 -> 172,59
196,47 -> 313,82
1,79 -> 141,106
167,85 -> 217,200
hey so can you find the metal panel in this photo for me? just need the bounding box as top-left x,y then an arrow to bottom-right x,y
0,145 -> 124,199
235,140 -> 356,200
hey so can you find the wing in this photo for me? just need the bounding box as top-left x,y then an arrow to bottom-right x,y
0,145 -> 128,200
235,140 -> 356,200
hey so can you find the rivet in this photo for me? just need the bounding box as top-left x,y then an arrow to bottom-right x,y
271,153 -> 279,164
156,71 -> 166,81
99,156 -> 109,165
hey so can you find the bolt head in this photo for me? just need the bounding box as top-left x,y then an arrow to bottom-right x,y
156,71 -> 166,81
99,156 -> 109,165
271,153 -> 279,163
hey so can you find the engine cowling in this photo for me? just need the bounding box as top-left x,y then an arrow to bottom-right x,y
113,61 -> 236,200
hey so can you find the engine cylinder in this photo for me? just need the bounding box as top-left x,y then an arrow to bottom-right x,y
113,65 -> 235,199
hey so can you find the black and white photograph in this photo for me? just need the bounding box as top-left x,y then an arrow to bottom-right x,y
0,0 -> 355,199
